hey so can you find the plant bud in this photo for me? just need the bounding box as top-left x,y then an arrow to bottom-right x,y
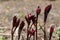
44,4 -> 52,23
19,21 -> 25,30
18,21 -> 25,40
25,15 -> 30,25
25,13 -> 33,25
15,19 -> 20,27
36,6 -> 41,16
13,16 -> 17,27
49,24 -> 54,40
31,16 -> 37,26
50,25 -> 54,33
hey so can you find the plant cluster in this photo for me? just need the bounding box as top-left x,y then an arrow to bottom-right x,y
11,4 -> 56,40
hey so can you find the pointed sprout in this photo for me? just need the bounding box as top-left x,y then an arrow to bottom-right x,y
18,21 -> 25,40
36,6 -> 41,40
25,13 -> 37,26
19,21 -> 25,30
13,16 -> 17,27
31,15 -> 37,26
44,4 -> 52,14
50,25 -> 54,34
49,24 -> 54,40
25,15 -> 30,25
36,6 -> 41,16
44,4 -> 52,23
25,13 -> 33,25
13,19 -> 20,34
15,19 -> 20,27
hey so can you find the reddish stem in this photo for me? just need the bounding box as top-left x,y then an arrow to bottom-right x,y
11,27 -> 18,40
36,15 -> 38,40
27,25 -> 29,40
11,28 -> 14,40
44,23 -> 48,40
33,34 -> 35,40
